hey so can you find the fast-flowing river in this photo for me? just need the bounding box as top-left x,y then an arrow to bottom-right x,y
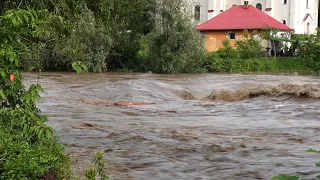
23,72 -> 320,180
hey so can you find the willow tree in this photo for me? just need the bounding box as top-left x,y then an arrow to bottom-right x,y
145,0 -> 205,73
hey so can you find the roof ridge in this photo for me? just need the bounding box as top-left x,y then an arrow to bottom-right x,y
251,5 -> 271,28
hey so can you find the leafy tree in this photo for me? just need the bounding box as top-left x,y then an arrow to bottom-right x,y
1,0 -> 207,73
3,0 -> 157,72
145,0 -> 205,73
105,0 -> 156,70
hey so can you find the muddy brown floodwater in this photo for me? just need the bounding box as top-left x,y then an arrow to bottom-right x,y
23,72 -> 320,180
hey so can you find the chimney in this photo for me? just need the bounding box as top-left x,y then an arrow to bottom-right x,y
244,1 -> 249,9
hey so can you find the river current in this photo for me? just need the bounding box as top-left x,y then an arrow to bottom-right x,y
23,72 -> 320,180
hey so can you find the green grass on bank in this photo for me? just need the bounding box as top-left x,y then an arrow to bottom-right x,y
203,57 -> 310,73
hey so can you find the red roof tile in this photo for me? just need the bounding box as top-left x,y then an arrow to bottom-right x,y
197,5 -> 293,31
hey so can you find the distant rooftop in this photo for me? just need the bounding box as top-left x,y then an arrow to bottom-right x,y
197,5 -> 294,31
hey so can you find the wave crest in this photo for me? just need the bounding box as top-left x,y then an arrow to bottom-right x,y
183,84 -> 320,101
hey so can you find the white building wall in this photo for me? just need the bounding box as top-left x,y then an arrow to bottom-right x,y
193,0 -> 319,34
273,0 -> 289,25
291,0 -> 318,34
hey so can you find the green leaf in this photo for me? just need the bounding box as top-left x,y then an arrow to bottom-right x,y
272,175 -> 299,180
0,90 -> 6,100
38,128 -> 44,139
0,71 -> 5,78
72,61 -> 88,74
23,124 -> 29,134
45,129 -> 51,139
288,176 -> 299,180
316,162 -> 320,167
306,148 -> 319,153
58,16 -> 64,24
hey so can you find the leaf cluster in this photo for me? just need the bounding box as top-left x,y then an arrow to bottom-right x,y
297,28 -> 320,74
0,9 -> 71,179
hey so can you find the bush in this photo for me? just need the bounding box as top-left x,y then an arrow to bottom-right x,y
236,30 -> 261,59
0,9 -> 71,179
297,28 -> 320,74
230,57 -> 309,72
0,110 -> 71,179
202,52 -> 232,72
203,56 -> 309,73
216,39 -> 239,59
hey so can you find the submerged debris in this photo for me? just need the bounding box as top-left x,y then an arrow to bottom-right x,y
181,90 -> 197,100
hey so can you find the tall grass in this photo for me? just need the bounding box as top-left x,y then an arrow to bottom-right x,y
229,57 -> 310,73
202,53 -> 310,73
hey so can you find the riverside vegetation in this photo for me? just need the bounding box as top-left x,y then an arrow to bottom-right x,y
0,8 -> 105,180
0,0 -> 318,74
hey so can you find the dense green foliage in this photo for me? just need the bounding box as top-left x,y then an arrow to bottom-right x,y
142,0 -> 205,73
202,54 -> 308,73
297,29 -> 320,74
236,30 -> 261,59
2,0 -> 316,74
0,8 -> 106,180
1,0 -> 205,74
0,9 -> 71,179
202,36 -> 309,73
84,150 -> 108,180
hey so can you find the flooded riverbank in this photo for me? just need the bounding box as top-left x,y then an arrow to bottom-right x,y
23,72 -> 320,180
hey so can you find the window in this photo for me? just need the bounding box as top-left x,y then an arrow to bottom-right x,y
229,32 -> 236,40
256,3 -> 262,10
282,20 -> 286,25
194,5 -> 200,21
283,0 -> 287,4
201,32 -> 206,39
306,22 -> 311,35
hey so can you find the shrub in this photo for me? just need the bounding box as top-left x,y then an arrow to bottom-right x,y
84,150 -> 109,180
202,52 -> 232,72
203,56 -> 309,73
0,110 -> 71,179
297,28 -> 320,74
236,30 -> 261,59
0,9 -> 71,179
216,39 -> 239,59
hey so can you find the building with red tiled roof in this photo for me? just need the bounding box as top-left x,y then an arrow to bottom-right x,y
197,3 -> 294,52
193,0 -> 318,35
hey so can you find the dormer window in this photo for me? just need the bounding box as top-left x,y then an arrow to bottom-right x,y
256,3 -> 262,10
